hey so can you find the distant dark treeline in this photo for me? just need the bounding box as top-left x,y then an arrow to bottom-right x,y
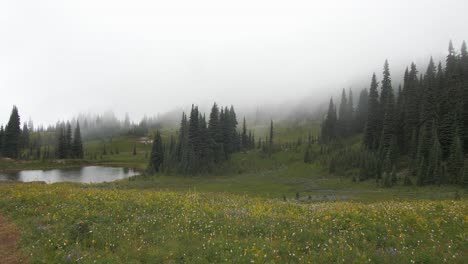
148,104 -> 265,175
0,106 -> 83,160
321,40 -> 468,186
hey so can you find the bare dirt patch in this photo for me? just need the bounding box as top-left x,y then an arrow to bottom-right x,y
0,214 -> 25,263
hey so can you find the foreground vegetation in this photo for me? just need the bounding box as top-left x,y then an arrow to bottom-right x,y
0,183 -> 466,263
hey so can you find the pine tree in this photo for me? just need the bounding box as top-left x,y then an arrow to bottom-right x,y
241,117 -> 248,150
229,106 -> 239,152
21,123 -> 30,151
72,122 -> 84,158
364,73 -> 380,150
3,106 -> 21,158
346,88 -> 354,135
380,60 -> 393,121
338,88 -> 348,137
65,122 -> 72,158
395,85 -> 406,152
56,124 -> 67,159
208,103 -> 223,144
415,58 -> 438,162
354,88 -> 369,133
322,98 -> 337,141
403,63 -> 420,153
208,104 -> 224,163
379,60 -> 396,154
148,130 -> 164,173
199,114 -> 214,172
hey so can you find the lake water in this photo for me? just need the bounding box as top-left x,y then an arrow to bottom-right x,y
0,166 -> 139,184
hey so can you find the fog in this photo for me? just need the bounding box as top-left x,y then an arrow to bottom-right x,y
1,0 -> 467,125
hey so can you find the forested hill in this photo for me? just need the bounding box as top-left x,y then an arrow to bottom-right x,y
321,40 -> 468,186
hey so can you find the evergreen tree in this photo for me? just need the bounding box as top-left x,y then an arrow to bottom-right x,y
379,61 -> 395,154
3,106 -> 21,158
417,58 -> 438,161
403,63 -> 420,153
56,124 -> 67,159
208,104 -> 224,162
148,130 -> 164,173
72,122 -> 84,158
364,73 -> 380,150
355,88 -> 369,133
229,106 -> 240,152
241,117 -> 248,150
380,60 -> 393,119
65,122 -> 72,158
346,88 -> 354,134
395,85 -> 405,151
21,123 -> 30,151
338,89 -> 348,137
321,98 -> 337,141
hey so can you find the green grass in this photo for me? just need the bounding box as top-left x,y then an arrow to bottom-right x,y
0,183 -> 465,263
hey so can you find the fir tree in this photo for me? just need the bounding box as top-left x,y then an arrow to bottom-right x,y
72,122 -> 84,158
229,106 -> 240,152
56,124 -> 67,159
322,98 -> 338,141
338,88 -> 348,137
148,130 -> 164,173
355,88 -> 369,133
364,73 -> 380,150
379,60 -> 395,154
403,63 -> 420,153
346,88 -> 354,134
3,106 -> 21,158
65,122 -> 72,158
241,117 -> 248,150
21,123 -> 30,150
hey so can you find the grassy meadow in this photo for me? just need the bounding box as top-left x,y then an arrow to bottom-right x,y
0,183 -> 466,263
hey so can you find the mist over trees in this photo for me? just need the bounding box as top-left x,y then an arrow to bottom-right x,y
148,103 -> 257,175
320,40 -> 468,186
0,106 -> 84,161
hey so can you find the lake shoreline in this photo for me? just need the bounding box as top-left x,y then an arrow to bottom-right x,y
0,165 -> 139,184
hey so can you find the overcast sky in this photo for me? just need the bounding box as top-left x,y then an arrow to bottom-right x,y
1,0 -> 467,125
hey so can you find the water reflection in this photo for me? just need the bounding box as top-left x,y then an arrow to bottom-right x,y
0,166 -> 139,184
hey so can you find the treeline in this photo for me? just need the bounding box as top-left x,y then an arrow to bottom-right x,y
55,122 -> 84,159
0,106 -> 84,160
148,103 -> 258,175
321,41 -> 468,186
73,112 -> 161,140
